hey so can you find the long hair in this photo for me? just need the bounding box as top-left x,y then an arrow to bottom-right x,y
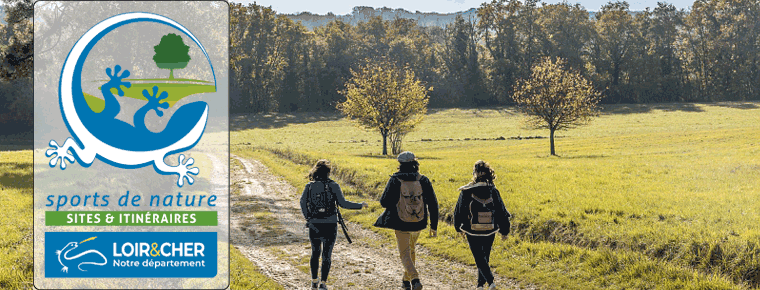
398,160 -> 420,173
308,159 -> 331,181
472,160 -> 496,184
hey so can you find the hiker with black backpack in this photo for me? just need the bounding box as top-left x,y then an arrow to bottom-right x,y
374,151 -> 439,290
454,160 -> 511,290
300,159 -> 368,290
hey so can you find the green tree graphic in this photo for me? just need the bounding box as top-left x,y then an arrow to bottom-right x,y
153,33 -> 191,79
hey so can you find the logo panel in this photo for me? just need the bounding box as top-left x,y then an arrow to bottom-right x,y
45,232 -> 217,278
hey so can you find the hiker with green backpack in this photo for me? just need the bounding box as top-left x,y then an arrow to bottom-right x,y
300,159 -> 368,290
454,160 -> 511,290
374,151 -> 439,290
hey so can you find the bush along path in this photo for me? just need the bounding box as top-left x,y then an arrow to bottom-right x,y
228,154 -> 535,290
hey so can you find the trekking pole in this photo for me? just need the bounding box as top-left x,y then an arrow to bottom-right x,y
336,207 -> 353,244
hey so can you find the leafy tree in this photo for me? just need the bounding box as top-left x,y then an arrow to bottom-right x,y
153,33 -> 191,79
442,15 -> 486,106
537,2 -> 594,74
681,0 -> 760,101
278,17 -> 311,112
591,1 -> 639,103
631,3 -> 686,102
0,0 -> 32,80
0,0 -> 33,133
477,0 -> 521,104
512,57 -> 600,156
337,59 -> 431,155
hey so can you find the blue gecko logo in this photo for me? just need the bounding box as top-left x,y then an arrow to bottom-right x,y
46,12 -> 216,187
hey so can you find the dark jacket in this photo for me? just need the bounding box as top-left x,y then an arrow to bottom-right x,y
300,179 -> 362,224
454,182 -> 511,236
374,172 -> 439,231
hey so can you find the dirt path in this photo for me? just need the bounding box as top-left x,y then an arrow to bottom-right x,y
228,154 -> 534,290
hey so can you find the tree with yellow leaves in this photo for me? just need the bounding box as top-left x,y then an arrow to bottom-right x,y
512,57 -> 600,156
338,60 -> 431,155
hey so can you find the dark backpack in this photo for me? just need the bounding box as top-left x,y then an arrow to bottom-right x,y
307,181 -> 336,219
469,193 -> 495,231
396,174 -> 425,223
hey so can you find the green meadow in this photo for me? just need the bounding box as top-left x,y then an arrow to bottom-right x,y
84,80 -> 216,111
0,151 -> 33,289
231,103 -> 760,289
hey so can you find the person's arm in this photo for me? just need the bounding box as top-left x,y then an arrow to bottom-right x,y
331,182 -> 362,209
300,183 -> 311,220
493,188 -> 511,235
453,190 -> 465,232
379,177 -> 399,208
421,176 -> 439,231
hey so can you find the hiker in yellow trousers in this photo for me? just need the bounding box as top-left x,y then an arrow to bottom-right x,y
374,151 -> 439,290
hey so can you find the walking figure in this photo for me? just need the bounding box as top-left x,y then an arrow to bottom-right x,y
454,160 -> 511,290
375,151 -> 439,290
300,159 -> 368,290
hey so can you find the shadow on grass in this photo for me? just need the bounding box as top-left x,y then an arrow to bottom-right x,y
428,106 -> 521,117
355,154 -> 442,160
0,130 -> 33,151
705,102 -> 759,110
560,154 -> 609,159
231,112 -> 342,131
602,103 -> 705,115
0,162 -> 33,191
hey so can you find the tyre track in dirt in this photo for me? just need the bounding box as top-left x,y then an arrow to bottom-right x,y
228,154 -> 536,290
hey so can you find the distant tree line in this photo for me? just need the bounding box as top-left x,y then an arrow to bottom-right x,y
1,0 -> 758,132
230,0 -> 760,113
0,0 -> 32,134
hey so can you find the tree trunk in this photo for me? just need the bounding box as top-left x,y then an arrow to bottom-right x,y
382,132 -> 388,155
550,129 -> 556,156
169,69 -> 174,80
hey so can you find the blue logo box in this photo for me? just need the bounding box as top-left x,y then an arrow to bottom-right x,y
45,232 -> 217,278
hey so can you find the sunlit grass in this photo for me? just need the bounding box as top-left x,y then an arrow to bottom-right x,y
232,102 -> 760,289
0,150 -> 33,289
229,245 -> 283,290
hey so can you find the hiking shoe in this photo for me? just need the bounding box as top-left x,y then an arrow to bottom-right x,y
411,278 -> 423,290
311,279 -> 319,289
318,282 -> 328,290
488,282 -> 497,290
402,281 -> 412,290
476,287 -> 485,290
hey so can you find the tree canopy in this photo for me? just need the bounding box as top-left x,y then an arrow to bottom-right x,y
512,57 -> 600,156
337,59 -> 430,155
153,33 -> 191,79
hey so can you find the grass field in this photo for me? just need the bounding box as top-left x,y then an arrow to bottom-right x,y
84,81 -> 216,110
231,103 -> 760,289
0,151 -> 33,289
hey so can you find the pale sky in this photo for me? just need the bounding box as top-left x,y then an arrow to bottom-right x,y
235,0 -> 694,14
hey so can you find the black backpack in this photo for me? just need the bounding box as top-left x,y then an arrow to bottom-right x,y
469,193 -> 495,231
307,180 -> 337,219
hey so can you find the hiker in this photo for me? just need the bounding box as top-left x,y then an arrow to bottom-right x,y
300,159 -> 368,290
454,160 -> 511,290
374,151 -> 439,290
